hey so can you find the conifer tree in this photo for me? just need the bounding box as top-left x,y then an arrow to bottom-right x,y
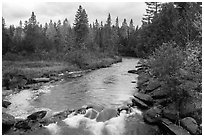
142,2 -> 162,24
74,5 -> 89,47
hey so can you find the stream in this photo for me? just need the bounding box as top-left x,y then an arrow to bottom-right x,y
5,58 -> 159,135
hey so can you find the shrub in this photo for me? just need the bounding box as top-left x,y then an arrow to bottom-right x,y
147,41 -> 202,122
148,41 -> 185,81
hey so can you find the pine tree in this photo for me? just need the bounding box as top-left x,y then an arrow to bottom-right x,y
106,13 -> 111,27
29,11 -> 37,27
129,19 -> 135,34
2,17 -> 10,54
120,19 -> 128,38
74,5 -> 89,47
95,19 -> 99,29
115,17 -> 119,28
142,2 -> 162,24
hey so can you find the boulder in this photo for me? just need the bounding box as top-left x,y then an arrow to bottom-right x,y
154,98 -> 172,106
143,106 -> 162,124
145,79 -> 161,93
159,118 -> 190,135
84,108 -> 98,119
136,67 -> 148,74
133,93 -> 153,105
180,117 -> 198,135
137,72 -> 150,87
27,110 -> 47,121
128,70 -> 138,74
96,108 -> 118,122
162,103 -> 179,122
131,97 -> 149,109
149,88 -> 169,99
2,100 -> 11,108
14,119 -> 31,130
180,96 -> 202,117
2,112 -> 15,134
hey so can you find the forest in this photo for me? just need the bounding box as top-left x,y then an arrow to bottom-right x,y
2,2 -> 202,60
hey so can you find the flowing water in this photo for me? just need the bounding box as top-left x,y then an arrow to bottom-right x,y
6,58 -> 159,135
31,58 -> 139,111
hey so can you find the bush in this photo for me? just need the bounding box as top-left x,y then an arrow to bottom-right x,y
147,41 -> 202,122
148,41 -> 185,81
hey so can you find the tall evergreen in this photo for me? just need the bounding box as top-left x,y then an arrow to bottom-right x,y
142,2 -> 162,25
74,5 -> 89,47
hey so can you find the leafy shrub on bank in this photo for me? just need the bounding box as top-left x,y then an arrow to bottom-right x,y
147,41 -> 202,119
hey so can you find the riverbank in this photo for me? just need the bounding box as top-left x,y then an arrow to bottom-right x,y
3,57 -> 161,135
2,55 -> 124,134
129,59 -> 202,135
2,57 -> 202,135
2,56 -> 122,98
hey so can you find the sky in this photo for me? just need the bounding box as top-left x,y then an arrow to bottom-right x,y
2,0 -> 147,28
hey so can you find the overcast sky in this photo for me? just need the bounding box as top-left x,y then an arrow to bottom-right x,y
2,1 -> 147,27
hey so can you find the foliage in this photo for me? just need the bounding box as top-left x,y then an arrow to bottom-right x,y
148,42 -> 184,80
147,41 -> 202,117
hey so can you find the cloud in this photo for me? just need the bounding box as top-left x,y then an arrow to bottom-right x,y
2,2 -> 146,27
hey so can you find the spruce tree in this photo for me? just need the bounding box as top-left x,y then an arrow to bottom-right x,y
74,5 -> 89,47
142,2 -> 162,24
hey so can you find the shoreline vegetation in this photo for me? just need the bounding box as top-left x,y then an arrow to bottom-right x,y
2,55 -> 122,97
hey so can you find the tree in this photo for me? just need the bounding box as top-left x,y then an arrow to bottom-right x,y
129,19 -> 135,34
115,17 -> 119,28
23,12 -> 44,53
2,17 -> 11,55
74,5 -> 89,47
106,13 -> 111,27
142,2 -> 162,25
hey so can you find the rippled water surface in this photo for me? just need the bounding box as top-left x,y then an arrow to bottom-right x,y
31,58 -> 139,111
6,58 -> 161,135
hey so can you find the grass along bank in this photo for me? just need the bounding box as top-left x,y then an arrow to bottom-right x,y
2,55 -> 122,92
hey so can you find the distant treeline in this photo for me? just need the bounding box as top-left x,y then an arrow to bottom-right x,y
2,2 -> 202,60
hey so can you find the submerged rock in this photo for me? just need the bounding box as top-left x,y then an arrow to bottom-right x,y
96,108 -> 118,122
2,100 -> 11,108
180,117 -> 198,135
27,111 -> 47,121
128,70 -> 138,74
84,108 -> 98,119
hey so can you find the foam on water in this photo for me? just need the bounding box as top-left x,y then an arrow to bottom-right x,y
45,123 -> 61,135
44,108 -> 143,135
